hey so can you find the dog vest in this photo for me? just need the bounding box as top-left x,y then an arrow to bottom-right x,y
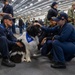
26,32 -> 33,43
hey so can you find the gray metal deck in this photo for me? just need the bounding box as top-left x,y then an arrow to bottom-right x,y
0,57 -> 75,75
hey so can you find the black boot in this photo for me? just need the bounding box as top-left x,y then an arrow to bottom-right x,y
51,62 -> 66,69
1,59 -> 16,67
0,53 -> 2,59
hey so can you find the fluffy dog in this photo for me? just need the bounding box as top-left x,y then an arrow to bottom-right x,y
18,25 -> 41,62
10,40 -> 26,63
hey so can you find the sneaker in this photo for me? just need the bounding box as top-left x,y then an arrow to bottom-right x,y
51,62 -> 66,69
1,59 -> 16,67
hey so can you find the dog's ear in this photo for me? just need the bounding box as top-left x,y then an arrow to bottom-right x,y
26,25 -> 41,37
26,26 -> 34,36
33,25 -> 42,34
26,26 -> 31,34
26,26 -> 31,32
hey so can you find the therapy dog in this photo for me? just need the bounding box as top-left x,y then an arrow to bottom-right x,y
18,25 -> 41,62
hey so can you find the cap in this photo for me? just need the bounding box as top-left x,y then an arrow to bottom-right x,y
52,12 -> 68,21
3,0 -> 8,2
2,15 -> 13,21
72,2 -> 75,6
51,2 -> 58,8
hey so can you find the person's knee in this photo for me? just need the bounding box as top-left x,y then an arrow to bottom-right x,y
47,40 -> 52,44
41,46 -> 48,56
52,40 -> 60,46
0,36 -> 7,42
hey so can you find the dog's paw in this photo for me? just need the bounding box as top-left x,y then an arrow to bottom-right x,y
26,59 -> 31,62
22,58 -> 26,62
33,54 -> 37,56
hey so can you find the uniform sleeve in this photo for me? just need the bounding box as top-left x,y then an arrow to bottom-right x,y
41,25 -> 59,33
9,6 -> 13,16
0,26 -> 16,45
47,9 -> 53,20
54,25 -> 73,42
68,9 -> 73,18
7,38 -> 16,45
0,27 -> 6,36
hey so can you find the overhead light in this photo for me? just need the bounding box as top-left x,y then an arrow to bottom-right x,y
20,9 -> 22,11
46,6 -> 50,8
11,0 -> 16,2
64,10 -> 68,13
25,6 -> 28,9
12,0 -> 14,2
30,3 -> 33,6
58,2 -> 62,4
38,0 -> 41,2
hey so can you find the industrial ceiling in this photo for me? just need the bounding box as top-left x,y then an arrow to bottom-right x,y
0,0 -> 75,18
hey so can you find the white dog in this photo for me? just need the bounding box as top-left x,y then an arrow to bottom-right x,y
18,25 -> 40,62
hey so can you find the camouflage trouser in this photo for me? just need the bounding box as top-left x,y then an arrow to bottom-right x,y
74,20 -> 75,25
70,20 -> 75,25
72,19 -> 75,25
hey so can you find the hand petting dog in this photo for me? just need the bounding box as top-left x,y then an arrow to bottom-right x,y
16,42 -> 23,47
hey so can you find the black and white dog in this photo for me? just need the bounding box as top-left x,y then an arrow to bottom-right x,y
16,25 -> 41,62
10,40 -> 26,63
10,25 -> 41,63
